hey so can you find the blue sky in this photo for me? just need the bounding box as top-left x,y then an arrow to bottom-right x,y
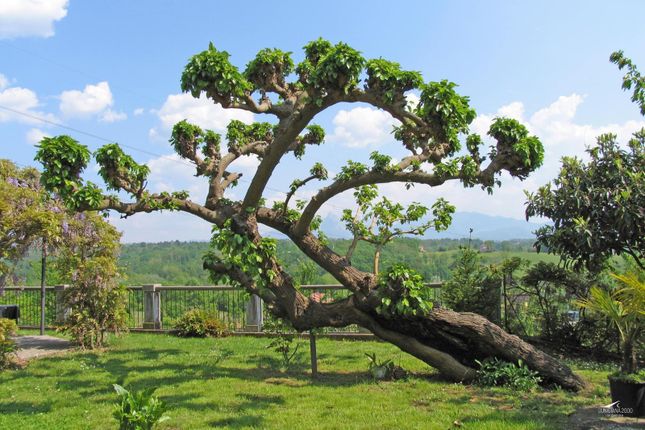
1,1 -> 644,242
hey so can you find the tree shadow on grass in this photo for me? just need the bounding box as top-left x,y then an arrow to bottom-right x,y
208,393 -> 285,429
0,400 -> 53,415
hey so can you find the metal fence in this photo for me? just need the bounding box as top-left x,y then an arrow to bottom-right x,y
0,283 -> 443,333
0,287 -> 56,327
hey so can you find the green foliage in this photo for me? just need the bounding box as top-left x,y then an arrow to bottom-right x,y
369,151 -> 399,173
518,262 -> 586,339
336,160 -> 368,182
263,317 -> 302,371
95,143 -> 149,194
365,58 -> 422,104
0,159 -> 63,281
174,309 -> 229,338
35,136 -> 105,209
476,358 -> 541,391
204,219 -> 277,290
181,42 -> 252,105
526,132 -> 644,272
610,50 -> 645,115
297,39 -> 366,98
364,352 -> 407,381
375,264 -> 433,317
113,384 -> 169,430
56,212 -> 127,349
416,80 -> 476,152
442,247 -> 501,322
170,120 -> 222,164
0,318 -> 17,369
489,118 -> 544,179
609,369 -> 645,384
294,125 -> 326,158
577,271 -> 644,373
244,48 -> 294,92
226,120 -> 273,151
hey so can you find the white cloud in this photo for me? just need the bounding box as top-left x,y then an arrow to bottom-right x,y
152,93 -> 254,138
330,106 -> 399,148
100,109 -> 127,123
406,93 -> 420,110
403,93 -> 645,220
145,153 -> 208,202
0,84 -> 57,124
25,128 -> 49,145
133,107 -> 145,116
0,0 -> 68,39
59,81 -> 115,118
229,154 -> 260,171
0,74 -> 8,90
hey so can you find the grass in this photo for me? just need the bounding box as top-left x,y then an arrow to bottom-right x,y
0,332 -> 614,430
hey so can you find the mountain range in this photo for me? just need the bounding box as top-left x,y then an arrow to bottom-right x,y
319,211 -> 545,241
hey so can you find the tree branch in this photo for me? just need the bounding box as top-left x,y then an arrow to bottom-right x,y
85,194 -> 229,225
294,170 -> 450,236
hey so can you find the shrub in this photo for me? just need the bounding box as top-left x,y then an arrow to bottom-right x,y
60,259 -> 128,349
113,384 -> 169,430
263,317 -> 302,371
174,309 -> 228,338
442,247 -> 501,322
365,352 -> 407,381
0,318 -> 17,369
56,212 -> 127,349
476,358 -> 541,391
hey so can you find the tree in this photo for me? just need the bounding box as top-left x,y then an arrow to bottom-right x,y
35,39 -> 584,390
55,212 -> 126,349
441,247 -> 501,322
342,184 -> 454,274
526,52 -> 645,272
0,159 -> 62,285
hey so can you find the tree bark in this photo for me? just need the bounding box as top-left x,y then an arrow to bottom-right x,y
250,212 -> 587,391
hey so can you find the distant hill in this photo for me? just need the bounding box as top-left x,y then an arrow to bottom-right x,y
320,211 -> 544,240
13,237 -> 555,286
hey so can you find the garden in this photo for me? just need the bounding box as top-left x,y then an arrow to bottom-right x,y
0,19 -> 644,430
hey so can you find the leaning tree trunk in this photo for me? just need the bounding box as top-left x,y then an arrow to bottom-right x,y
222,215 -> 587,392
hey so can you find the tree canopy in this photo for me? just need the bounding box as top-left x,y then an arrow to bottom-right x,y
526,52 -> 645,272
34,39 -> 587,390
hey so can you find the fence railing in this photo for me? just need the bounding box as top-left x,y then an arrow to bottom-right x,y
0,283 -> 443,333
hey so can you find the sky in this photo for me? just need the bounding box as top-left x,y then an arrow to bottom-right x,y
1,0 -> 644,243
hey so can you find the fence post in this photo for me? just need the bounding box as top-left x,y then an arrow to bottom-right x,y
55,284 -> 70,323
143,284 -> 161,329
245,294 -> 263,332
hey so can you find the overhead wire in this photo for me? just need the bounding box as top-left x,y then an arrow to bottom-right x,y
0,104 -> 348,208
0,42 -> 350,208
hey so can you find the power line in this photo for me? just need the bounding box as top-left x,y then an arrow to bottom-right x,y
1,40 -> 161,106
0,104 -> 348,207
0,43 -> 349,207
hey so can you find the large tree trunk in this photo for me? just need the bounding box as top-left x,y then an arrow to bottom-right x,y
221,215 -> 587,392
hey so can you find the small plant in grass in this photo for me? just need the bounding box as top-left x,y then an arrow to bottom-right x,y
113,384 -> 169,430
475,358 -> 541,391
365,352 -> 407,381
263,317 -> 303,371
174,309 -> 229,338
0,318 -> 17,369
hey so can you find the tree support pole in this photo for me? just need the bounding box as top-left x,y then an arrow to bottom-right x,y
40,240 -> 47,335
309,330 -> 318,379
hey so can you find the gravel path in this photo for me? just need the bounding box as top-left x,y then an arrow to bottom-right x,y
14,335 -> 73,361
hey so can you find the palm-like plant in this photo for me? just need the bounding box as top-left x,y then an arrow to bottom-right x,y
577,271 -> 643,374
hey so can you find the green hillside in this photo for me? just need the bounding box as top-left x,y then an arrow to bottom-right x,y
12,238 -> 560,286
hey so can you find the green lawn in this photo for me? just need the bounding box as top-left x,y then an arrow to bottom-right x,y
0,332 -> 614,429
